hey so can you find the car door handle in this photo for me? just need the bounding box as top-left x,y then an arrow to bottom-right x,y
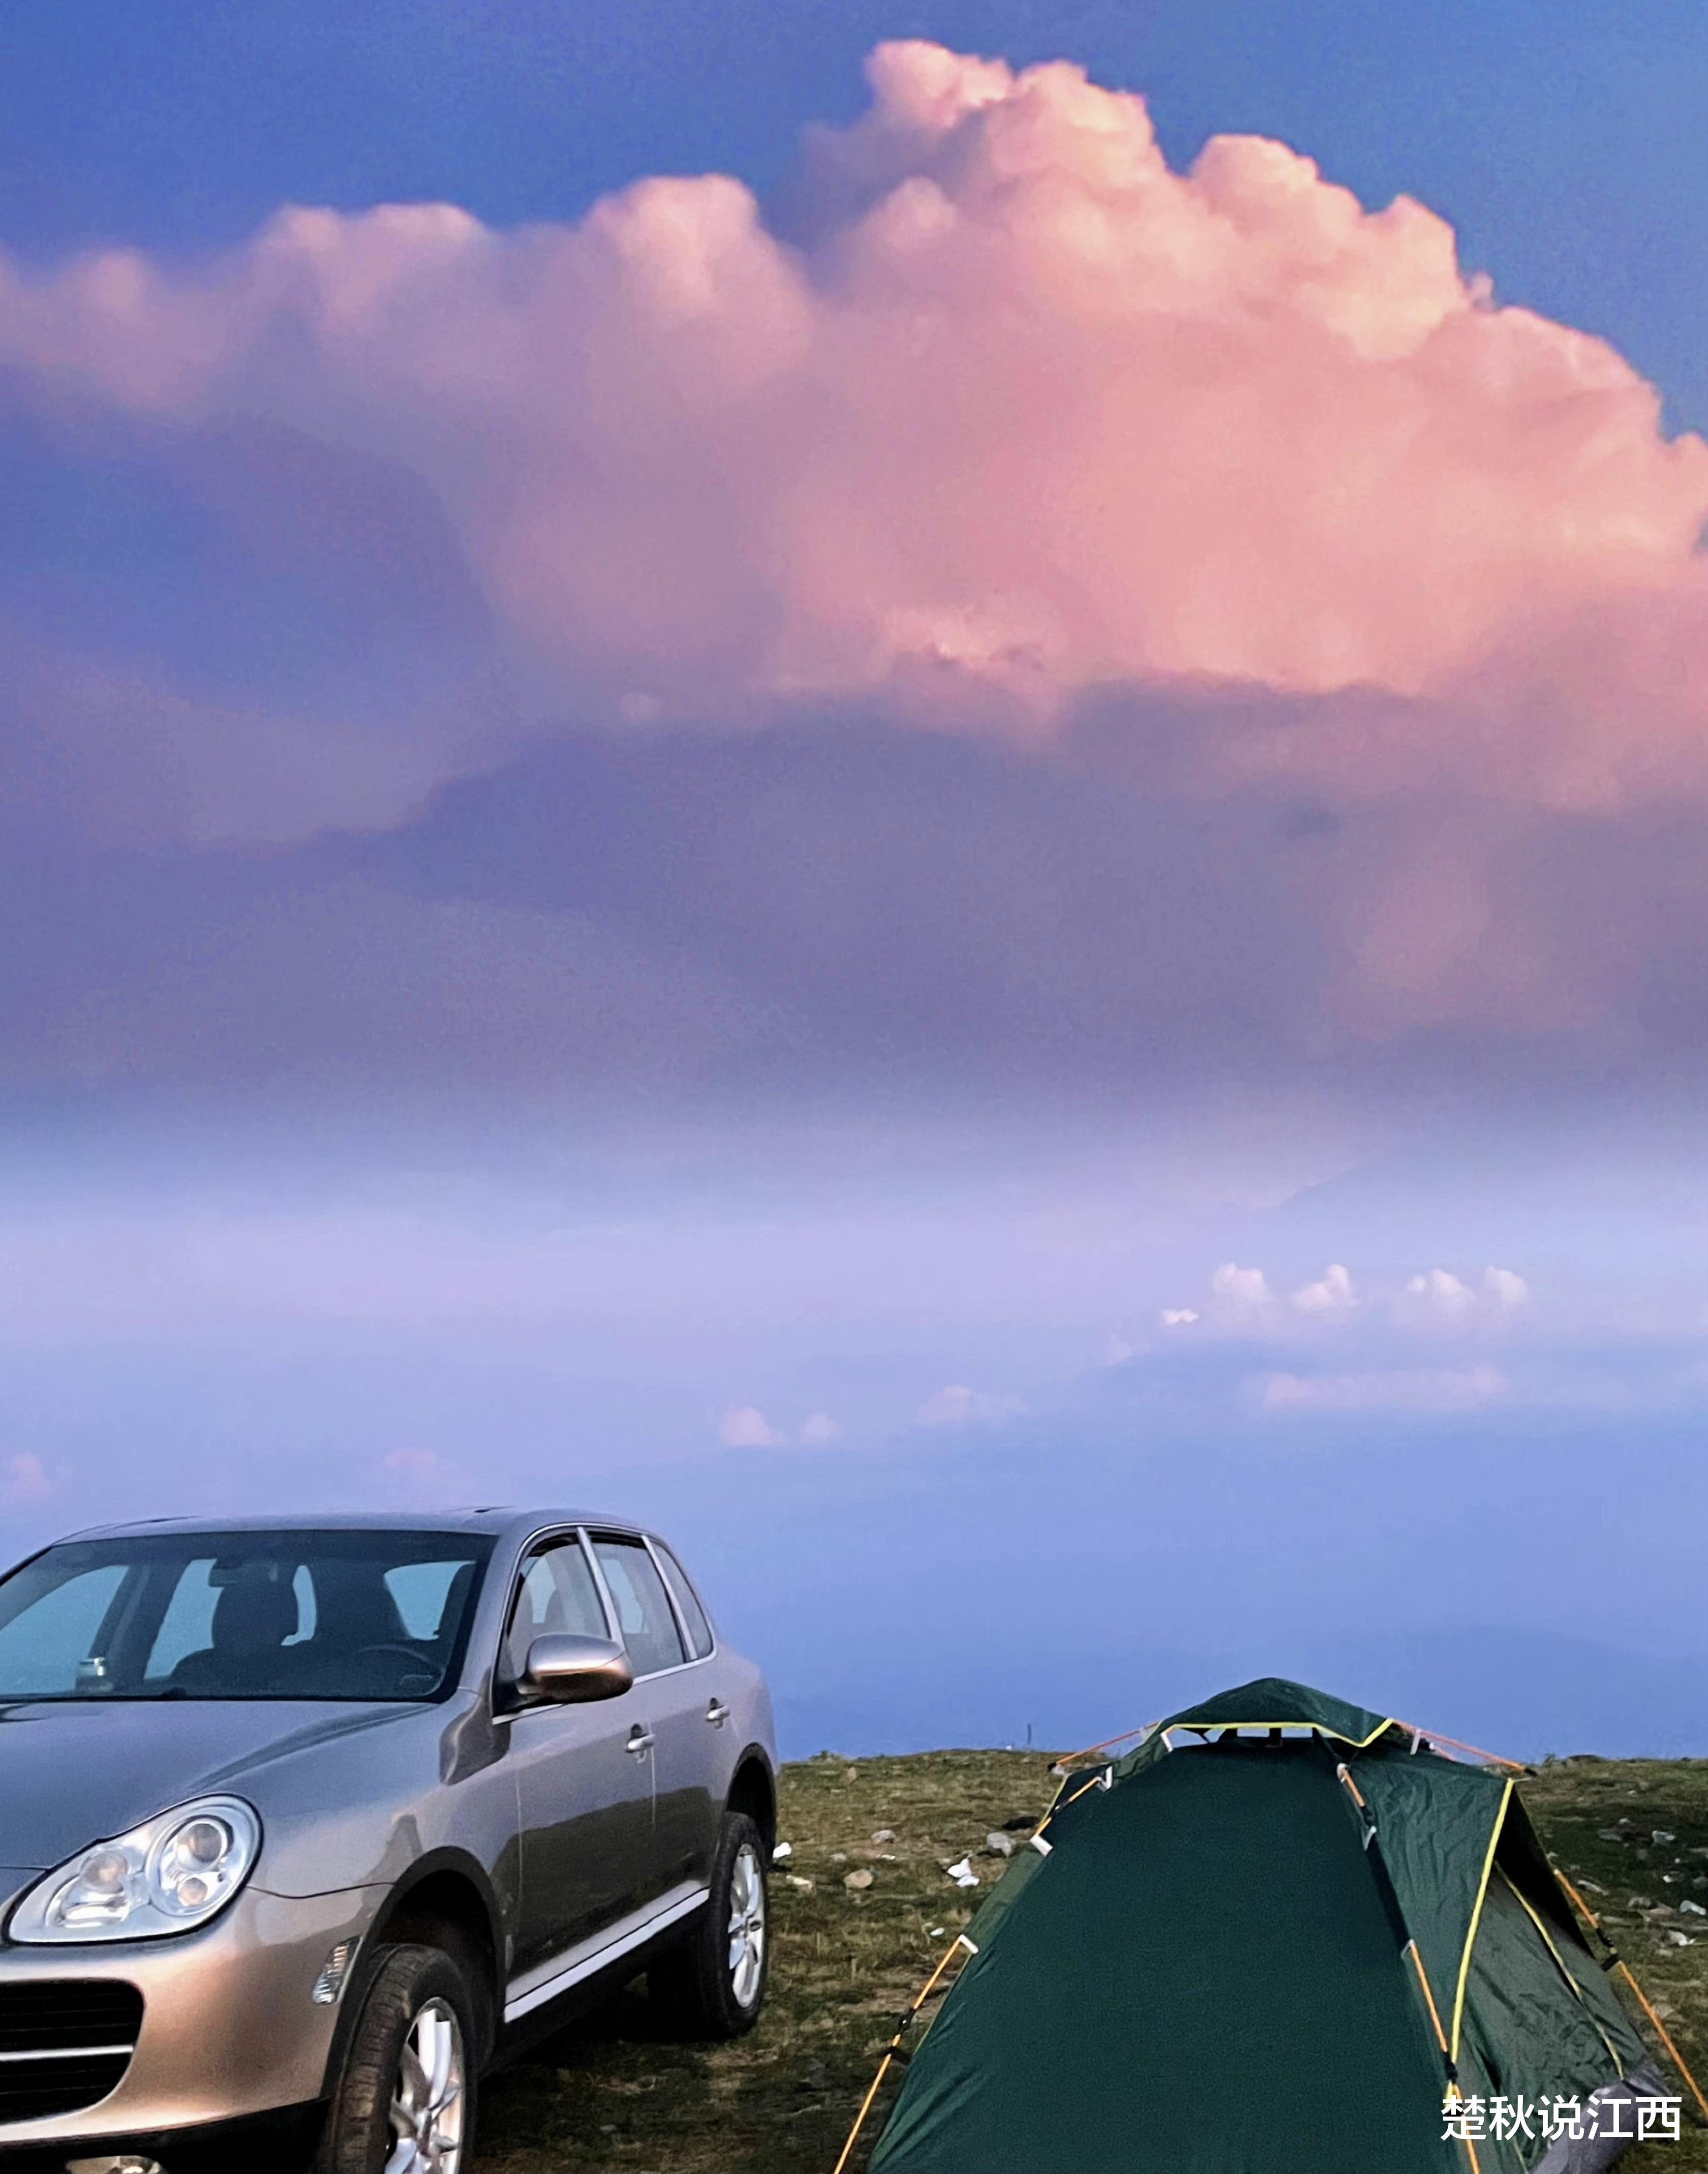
705,1700 -> 730,1727
625,1727 -> 655,1755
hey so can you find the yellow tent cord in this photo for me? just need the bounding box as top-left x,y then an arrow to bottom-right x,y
1450,1779 -> 1514,2063
832,1933 -> 975,2174
1553,1869 -> 1708,2126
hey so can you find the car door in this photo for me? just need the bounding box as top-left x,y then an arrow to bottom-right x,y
648,1538 -> 734,1885
588,1533 -> 718,1893
506,1532 -> 657,1986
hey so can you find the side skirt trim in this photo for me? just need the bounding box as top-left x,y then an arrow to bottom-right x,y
503,1882 -> 710,2024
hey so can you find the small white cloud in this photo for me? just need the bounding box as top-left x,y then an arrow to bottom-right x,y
1292,1263 -> 1356,1314
2,1453 -> 52,1504
917,1384 -> 1026,1427
384,1447 -> 446,1479
1210,1263 -> 1271,1307
1404,1267 -> 1476,1316
1483,1266 -> 1529,1308
799,1412 -> 840,1444
1261,1364 -> 1506,1414
718,1405 -> 785,1448
1158,1308 -> 1199,1330
1100,1335 -> 1137,1366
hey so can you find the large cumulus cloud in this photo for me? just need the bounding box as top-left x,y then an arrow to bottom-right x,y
6,44 -> 1707,733
2,44 -> 1707,1086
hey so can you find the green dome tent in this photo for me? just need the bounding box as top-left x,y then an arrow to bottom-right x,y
857,1680 -> 1677,2174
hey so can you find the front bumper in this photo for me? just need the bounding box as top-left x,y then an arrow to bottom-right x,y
0,1883 -> 383,2157
0,2100 -> 320,2171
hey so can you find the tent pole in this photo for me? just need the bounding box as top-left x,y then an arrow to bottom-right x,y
1552,1870 -> 1708,2126
1405,1939 -> 1480,2174
1050,1718 -> 1158,1770
832,1933 -> 975,2174
1397,1721 -> 1526,1771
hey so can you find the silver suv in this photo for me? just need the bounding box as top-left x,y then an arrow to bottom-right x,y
0,1511 -> 777,2173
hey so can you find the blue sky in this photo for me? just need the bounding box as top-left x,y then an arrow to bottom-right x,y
1,3 -> 1705,1756
2,1 -> 1702,436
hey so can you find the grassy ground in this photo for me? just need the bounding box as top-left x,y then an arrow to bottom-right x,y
474,1749 -> 1708,2174
1523,1757 -> 1708,2172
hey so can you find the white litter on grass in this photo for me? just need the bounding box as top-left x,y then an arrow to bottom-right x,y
786,1875 -> 814,1892
1681,1900 -> 1707,1916
872,1829 -> 896,1844
984,1831 -> 1015,1857
1577,1878 -> 1606,1893
946,1858 -> 981,1889
1653,1830 -> 1677,1843
928,1927 -> 946,1938
773,1842 -> 793,1861
1666,1932 -> 1694,1947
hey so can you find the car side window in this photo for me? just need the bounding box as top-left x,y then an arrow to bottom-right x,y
591,1537 -> 687,1677
504,1537 -> 608,1680
653,1543 -> 715,1660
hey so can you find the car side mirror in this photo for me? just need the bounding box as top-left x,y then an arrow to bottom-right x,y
518,1633 -> 633,1705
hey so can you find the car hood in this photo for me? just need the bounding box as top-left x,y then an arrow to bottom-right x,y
0,1697 -> 415,1871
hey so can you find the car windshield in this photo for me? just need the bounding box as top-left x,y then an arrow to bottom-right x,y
0,1529 -> 496,1703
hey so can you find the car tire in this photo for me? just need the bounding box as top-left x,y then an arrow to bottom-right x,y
315,1941 -> 479,2174
650,1809 -> 769,2040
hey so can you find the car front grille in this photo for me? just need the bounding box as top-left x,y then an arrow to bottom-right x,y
0,1980 -> 143,2123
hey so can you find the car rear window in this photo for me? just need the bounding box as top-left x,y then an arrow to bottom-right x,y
654,1543 -> 715,1660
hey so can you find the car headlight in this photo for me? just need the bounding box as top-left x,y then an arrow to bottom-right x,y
9,1796 -> 261,1943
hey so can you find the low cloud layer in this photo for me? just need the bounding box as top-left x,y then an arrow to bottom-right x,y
2,45 -> 1708,1092
1260,1365 -> 1507,1415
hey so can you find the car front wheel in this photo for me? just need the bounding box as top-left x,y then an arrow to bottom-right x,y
650,1810 -> 769,2039
316,1942 -> 478,2174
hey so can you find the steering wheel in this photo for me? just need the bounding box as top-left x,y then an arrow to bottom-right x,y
352,1642 -> 437,1689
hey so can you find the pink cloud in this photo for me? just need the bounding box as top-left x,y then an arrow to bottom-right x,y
2,46 -> 1708,1071
0,42 -> 1701,792
717,1405 -> 784,1448
2,1454 -> 54,1504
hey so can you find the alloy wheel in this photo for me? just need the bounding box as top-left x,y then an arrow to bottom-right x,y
726,1840 -> 767,2008
386,1995 -> 466,2174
